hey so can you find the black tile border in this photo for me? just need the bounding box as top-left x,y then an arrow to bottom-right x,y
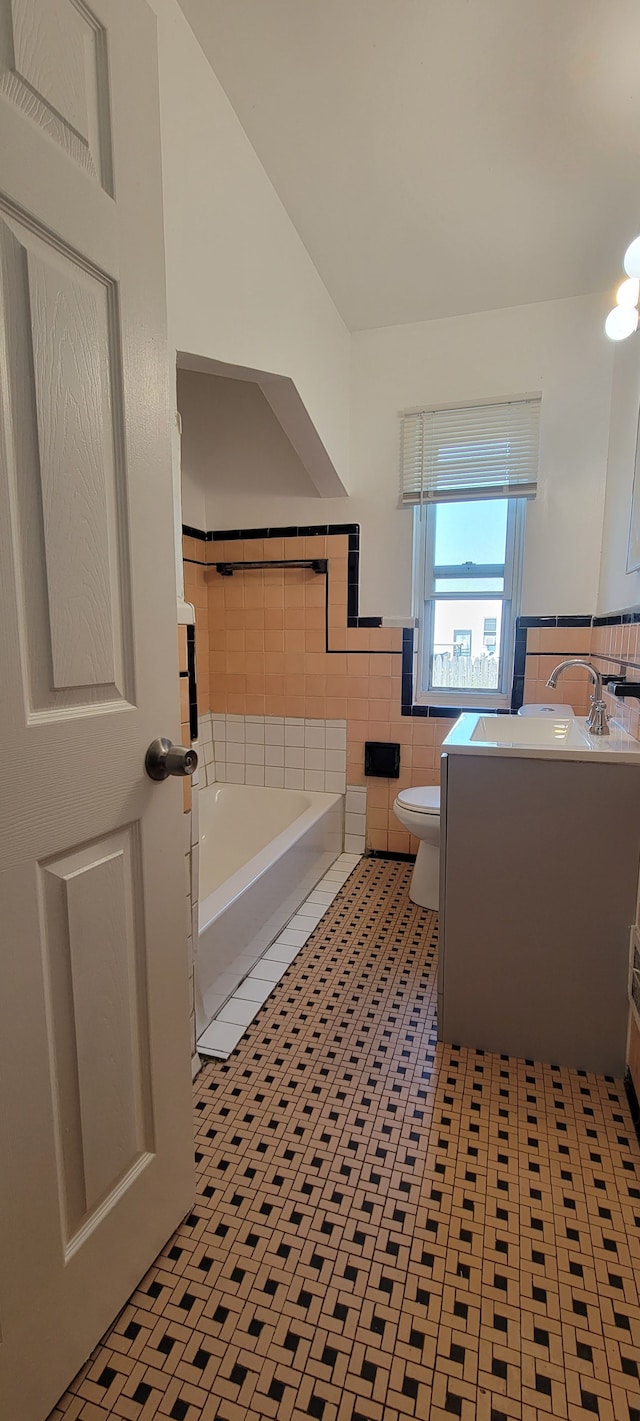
624,1069 -> 640,1147
517,614 -> 593,628
186,624 -> 198,743
518,608 -> 640,628
366,849 -> 417,863
183,522 -> 361,543
511,621 -> 529,712
183,523 -> 387,648
593,607 -> 640,626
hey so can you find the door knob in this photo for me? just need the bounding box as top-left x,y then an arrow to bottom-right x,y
145,737 -> 198,781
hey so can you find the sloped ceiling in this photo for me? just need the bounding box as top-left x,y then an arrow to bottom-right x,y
178,0 -> 640,329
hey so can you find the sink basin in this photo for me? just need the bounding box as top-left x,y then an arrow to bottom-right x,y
442,713 -> 640,762
470,715 -> 591,748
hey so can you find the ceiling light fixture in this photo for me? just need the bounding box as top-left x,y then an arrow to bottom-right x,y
605,236 -> 640,340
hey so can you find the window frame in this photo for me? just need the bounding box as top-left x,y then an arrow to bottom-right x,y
412,497 -> 526,710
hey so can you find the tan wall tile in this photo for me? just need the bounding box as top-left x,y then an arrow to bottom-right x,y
179,677 -> 190,724
536,627 -> 592,655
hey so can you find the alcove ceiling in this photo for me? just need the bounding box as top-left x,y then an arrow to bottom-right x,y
178,0 -> 640,329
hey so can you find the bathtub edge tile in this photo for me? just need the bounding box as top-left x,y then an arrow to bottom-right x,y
216,996 -> 262,1027
196,1019 -> 246,1056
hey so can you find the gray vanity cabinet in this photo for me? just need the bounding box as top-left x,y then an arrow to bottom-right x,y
438,751 -> 640,1075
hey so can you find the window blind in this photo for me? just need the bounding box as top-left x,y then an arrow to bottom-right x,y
400,396 -> 541,505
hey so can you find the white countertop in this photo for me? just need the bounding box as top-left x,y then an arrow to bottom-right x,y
442,713 -> 640,764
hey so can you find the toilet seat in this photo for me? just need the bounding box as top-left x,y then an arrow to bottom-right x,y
395,786 -> 440,816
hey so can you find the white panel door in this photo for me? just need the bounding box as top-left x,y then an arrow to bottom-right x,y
0,3 -> 195,1418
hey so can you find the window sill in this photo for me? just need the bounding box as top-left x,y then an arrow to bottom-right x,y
414,692 -> 511,711
403,701 -> 512,718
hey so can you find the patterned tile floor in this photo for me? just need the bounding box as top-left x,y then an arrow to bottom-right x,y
50,860 -> 640,1421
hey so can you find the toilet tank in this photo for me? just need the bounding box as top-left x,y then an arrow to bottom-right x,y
518,702 -> 574,716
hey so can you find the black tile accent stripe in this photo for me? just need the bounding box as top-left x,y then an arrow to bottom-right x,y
402,628 -> 414,713
518,608 -> 640,628
347,533 -> 359,622
511,622 -> 527,711
366,849 -> 417,863
517,614 -> 593,628
183,523 -> 390,653
624,1069 -> 640,1147
593,608 -> 640,626
186,624 -> 198,743
183,523 -> 361,542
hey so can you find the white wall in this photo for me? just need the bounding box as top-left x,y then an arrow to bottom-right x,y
184,292 -> 614,617
148,0 -> 351,487
597,337 -> 640,614
351,294 -> 614,617
177,370 -> 318,529
151,3 -> 615,619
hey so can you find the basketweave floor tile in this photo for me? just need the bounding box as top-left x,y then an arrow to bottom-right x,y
49,860 -> 640,1421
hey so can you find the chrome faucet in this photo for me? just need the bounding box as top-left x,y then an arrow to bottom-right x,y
546,659 -> 609,736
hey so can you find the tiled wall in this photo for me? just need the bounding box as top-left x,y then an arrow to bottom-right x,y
184,526 -> 640,860
182,529 -> 457,856
520,625 -> 593,713
203,711 -> 348,792
183,554 -> 210,714
592,619 -> 640,741
196,709 -> 367,854
518,615 -> 640,724
184,521 -> 640,1100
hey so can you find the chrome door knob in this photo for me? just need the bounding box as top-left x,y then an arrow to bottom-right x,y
145,737 -> 198,781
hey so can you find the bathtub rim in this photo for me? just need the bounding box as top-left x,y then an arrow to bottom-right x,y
198,786 -> 343,932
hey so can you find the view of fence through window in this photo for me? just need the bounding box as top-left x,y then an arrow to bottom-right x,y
428,500 -> 509,691
432,650 -> 499,689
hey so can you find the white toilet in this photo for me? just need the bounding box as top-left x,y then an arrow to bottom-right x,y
393,703 -> 576,911
393,785 -> 441,909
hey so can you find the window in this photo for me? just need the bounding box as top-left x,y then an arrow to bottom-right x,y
402,395 -> 538,709
413,497 -> 525,706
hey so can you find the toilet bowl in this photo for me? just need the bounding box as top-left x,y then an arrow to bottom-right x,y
393,785 -> 440,909
394,706 -> 576,912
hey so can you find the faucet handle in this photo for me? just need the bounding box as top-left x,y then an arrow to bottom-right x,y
586,699 -> 609,736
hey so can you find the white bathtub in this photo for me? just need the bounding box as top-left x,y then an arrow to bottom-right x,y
195,783 -> 343,1038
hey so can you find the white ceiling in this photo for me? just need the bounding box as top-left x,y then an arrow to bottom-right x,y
178,0 -> 640,330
